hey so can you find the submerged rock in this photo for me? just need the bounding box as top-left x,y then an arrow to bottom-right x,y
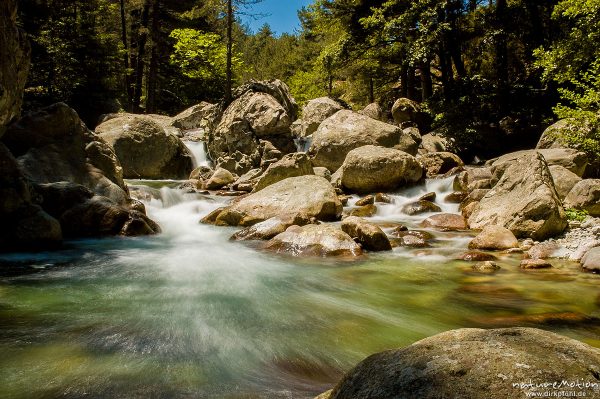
318,327 -> 600,399
421,213 -> 467,231
339,145 -> 423,193
401,200 -> 441,216
214,175 -> 342,226
309,110 -> 420,171
265,224 -> 362,257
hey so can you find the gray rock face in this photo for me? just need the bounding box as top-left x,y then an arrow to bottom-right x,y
564,179 -> 600,217
309,110 -> 420,171
97,114 -> 193,179
320,327 -> 600,399
291,97 -> 344,138
549,165 -> 582,201
469,152 -> 567,240
265,224 -> 362,257
214,175 -> 342,226
0,0 -> 30,137
489,148 -> 588,178
341,216 -> 392,251
253,152 -> 314,192
207,80 -> 297,166
339,145 -> 423,193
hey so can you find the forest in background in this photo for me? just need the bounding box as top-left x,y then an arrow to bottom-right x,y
17,0 -> 600,160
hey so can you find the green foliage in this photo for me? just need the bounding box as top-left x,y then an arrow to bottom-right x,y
565,208 -> 589,222
535,0 -> 600,161
170,29 -> 236,81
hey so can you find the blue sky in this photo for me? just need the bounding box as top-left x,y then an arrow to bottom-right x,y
240,0 -> 314,36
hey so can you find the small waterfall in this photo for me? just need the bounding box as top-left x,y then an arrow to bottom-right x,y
294,136 -> 312,153
373,175 -> 460,222
184,141 -> 210,168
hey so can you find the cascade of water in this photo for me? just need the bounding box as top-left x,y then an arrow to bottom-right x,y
366,175 -> 460,223
293,136 -> 312,153
184,141 -> 210,168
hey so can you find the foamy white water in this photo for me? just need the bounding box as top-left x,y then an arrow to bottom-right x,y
184,140 -> 210,167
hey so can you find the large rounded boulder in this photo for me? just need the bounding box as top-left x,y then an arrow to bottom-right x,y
213,175 -> 342,226
318,327 -> 600,399
339,145 -> 423,193
468,152 -> 567,240
97,114 -> 193,179
308,110 -> 420,171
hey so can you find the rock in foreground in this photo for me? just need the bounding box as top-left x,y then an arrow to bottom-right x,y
318,327 -> 600,399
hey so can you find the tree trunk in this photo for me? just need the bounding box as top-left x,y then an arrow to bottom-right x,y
495,0 -> 509,113
406,66 -> 416,101
120,0 -> 133,110
420,61 -> 433,101
132,0 -> 151,113
225,0 -> 233,104
128,7 -> 140,112
146,0 -> 160,114
399,64 -> 408,98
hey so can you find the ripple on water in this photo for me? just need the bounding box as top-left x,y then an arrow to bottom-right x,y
0,177 -> 599,398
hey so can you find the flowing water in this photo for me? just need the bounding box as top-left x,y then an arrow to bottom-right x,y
1,147 -> 600,399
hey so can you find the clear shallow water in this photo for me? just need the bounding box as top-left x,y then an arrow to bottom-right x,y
1,178 -> 600,399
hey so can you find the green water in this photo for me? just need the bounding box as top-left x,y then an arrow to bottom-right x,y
0,181 -> 599,399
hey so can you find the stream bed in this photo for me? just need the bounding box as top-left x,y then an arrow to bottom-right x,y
1,153 -> 599,398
